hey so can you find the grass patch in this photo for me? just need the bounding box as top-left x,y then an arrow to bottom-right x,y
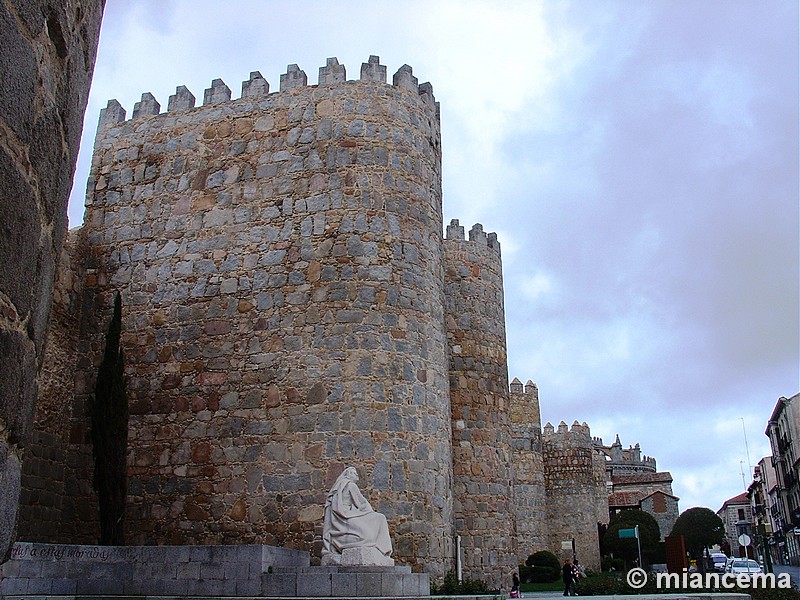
521,580 -> 565,592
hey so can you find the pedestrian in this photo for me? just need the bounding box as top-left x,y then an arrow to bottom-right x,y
562,559 -> 577,596
571,560 -> 582,595
510,571 -> 521,598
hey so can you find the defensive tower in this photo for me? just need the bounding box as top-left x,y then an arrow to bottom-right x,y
444,219 -> 517,585
510,378 -> 547,560
542,421 -> 607,569
73,56 -> 453,575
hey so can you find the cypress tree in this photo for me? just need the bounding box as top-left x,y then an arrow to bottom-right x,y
91,292 -> 128,545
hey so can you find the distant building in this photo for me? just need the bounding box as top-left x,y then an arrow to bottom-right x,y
748,457 -> 780,566
765,393 -> 800,566
717,492 -> 754,558
598,435 -> 679,540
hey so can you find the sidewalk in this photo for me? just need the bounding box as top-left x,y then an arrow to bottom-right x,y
516,594 -> 750,600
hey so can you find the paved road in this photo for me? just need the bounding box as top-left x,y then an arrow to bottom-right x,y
773,563 -> 800,587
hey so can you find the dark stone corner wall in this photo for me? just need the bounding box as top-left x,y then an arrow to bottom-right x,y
0,0 -> 104,562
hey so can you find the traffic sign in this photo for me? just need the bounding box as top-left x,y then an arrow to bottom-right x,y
738,534 -> 751,547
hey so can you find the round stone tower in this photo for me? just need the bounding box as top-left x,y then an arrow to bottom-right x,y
510,378 -> 547,562
443,220 -> 516,588
78,56 -> 453,575
542,421 -> 606,571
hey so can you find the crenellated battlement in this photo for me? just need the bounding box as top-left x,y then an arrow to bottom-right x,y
509,376 -> 537,396
98,55 -> 437,129
445,219 -> 501,253
543,420 -> 591,440
598,435 -> 658,471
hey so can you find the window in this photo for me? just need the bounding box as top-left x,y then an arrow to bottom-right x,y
737,508 -> 745,521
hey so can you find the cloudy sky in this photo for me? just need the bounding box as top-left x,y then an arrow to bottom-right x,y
67,1 -> 799,517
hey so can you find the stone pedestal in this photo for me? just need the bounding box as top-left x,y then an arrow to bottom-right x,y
0,541 -> 429,598
321,545 -> 395,567
0,542 -> 309,596
263,565 -> 429,597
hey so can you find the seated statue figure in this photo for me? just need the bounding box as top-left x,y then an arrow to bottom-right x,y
321,466 -> 393,565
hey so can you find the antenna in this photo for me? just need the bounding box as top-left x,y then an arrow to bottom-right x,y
740,417 -> 753,481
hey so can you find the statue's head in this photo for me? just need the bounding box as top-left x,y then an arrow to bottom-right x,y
343,466 -> 359,482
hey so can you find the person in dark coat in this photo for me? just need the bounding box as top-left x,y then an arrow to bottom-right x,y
562,559 -> 577,596
511,571 -> 521,597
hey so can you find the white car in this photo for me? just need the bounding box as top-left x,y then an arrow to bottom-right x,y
726,559 -> 763,575
710,553 -> 728,572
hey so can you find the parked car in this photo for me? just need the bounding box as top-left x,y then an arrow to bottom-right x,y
726,559 -> 763,575
710,553 -> 728,572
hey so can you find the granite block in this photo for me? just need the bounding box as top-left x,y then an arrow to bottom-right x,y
356,571 -> 383,596
381,572 -> 405,596
262,572 -> 298,596
297,572 -> 332,597
331,571 -> 358,597
50,577 -> 78,594
199,561 -> 225,579
0,577 -> 28,594
25,577 -> 51,594
236,577 -> 261,596
175,559 -> 201,579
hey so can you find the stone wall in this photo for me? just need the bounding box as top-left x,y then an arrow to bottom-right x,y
17,231 -> 98,543
70,56 -> 454,575
444,219 -> 516,588
542,422 -> 606,570
0,0 -> 104,562
510,378 -> 547,562
639,491 -> 679,541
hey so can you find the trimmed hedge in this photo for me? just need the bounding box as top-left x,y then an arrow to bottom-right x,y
521,550 -> 561,583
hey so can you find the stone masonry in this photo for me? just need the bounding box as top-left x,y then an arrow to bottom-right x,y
542,422 -> 608,568
17,55 -> 621,585
444,219 -> 517,578
64,56 -> 454,578
0,0 -> 104,562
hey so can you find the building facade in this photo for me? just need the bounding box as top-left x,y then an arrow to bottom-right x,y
766,393 -> 800,566
748,458 -> 780,566
16,57 -> 624,584
717,492 -> 754,558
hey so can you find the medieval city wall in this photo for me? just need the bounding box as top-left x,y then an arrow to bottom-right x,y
70,57 -> 454,575
9,48 -> 643,581
443,219 -> 516,587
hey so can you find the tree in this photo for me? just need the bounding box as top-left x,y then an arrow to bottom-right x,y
669,507 -> 725,566
91,292 -> 129,545
602,509 -> 661,566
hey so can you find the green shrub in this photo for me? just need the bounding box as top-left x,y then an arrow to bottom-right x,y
736,584 -> 800,600
523,550 -> 561,582
430,571 -> 491,595
601,555 -> 625,572
573,572 -> 625,596
574,570 -> 800,598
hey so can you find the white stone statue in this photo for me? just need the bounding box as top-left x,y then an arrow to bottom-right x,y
321,466 -> 394,566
